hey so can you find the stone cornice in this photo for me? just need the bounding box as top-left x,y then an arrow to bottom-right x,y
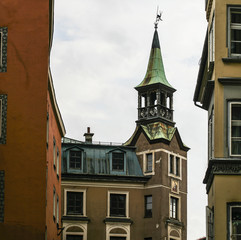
203,159 -> 241,193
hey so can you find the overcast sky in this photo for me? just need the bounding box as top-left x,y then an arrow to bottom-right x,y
50,0 -> 208,239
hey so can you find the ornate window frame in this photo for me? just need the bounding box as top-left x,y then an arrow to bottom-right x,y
0,95 -> 7,144
0,27 -> 8,72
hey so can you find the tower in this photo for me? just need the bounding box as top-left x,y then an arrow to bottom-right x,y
194,0 -> 241,239
126,19 -> 189,240
136,25 -> 176,127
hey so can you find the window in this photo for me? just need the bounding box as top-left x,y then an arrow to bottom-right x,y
208,107 -> 214,159
144,238 -> 152,240
53,138 -> 56,168
108,191 -> 129,218
46,113 -> 49,148
110,194 -> 126,217
0,27 -> 8,72
56,195 -> 59,225
0,170 -> 4,222
53,187 -> 56,221
112,152 -> 124,171
170,196 -> 179,219
206,206 -> 214,240
209,15 -> 215,62
145,195 -> 152,218
66,235 -> 83,240
67,192 -> 83,215
143,152 -> 154,175
228,7 -> 241,56
146,153 -> 153,172
69,150 -> 82,169
0,95 -> 7,144
169,154 -> 181,178
57,148 -> 59,177
228,204 -> 241,240
229,102 -> 241,156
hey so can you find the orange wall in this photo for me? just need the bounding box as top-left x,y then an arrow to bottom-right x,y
46,92 -> 62,240
0,0 -> 52,239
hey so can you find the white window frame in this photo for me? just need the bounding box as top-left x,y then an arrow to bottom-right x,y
53,138 -> 56,168
209,14 -> 215,62
228,204 -> 241,240
107,191 -> 129,218
168,153 -> 182,180
53,187 -> 56,220
228,6 -> 241,57
64,188 -> 87,217
63,224 -> 87,240
143,151 -> 155,176
56,195 -> 59,225
106,224 -> 130,240
229,102 -> 241,156
57,148 -> 59,177
169,194 -> 181,221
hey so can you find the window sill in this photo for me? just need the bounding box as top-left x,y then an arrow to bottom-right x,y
165,218 -> 183,227
144,215 -> 152,218
104,217 -> 133,224
62,215 -> 90,222
222,57 -> 241,63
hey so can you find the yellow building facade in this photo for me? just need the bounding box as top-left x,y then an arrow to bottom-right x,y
194,0 -> 241,239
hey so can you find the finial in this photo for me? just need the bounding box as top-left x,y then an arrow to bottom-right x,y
154,6 -> 163,30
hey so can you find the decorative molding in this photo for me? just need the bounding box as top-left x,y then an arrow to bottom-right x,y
222,58 -> 241,63
218,77 -> 241,85
204,159 -> 241,193
0,27 -> 8,73
0,95 -> 7,144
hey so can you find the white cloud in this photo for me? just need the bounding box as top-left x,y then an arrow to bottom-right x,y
51,1 -> 208,239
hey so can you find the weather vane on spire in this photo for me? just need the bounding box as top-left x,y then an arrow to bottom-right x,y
154,6 -> 163,29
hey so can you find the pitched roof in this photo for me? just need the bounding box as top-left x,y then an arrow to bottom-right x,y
124,122 -> 189,151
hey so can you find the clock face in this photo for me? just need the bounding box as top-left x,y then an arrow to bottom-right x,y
171,179 -> 179,193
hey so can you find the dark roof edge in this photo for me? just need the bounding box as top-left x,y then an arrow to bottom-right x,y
193,29 -> 208,103
62,173 -> 150,183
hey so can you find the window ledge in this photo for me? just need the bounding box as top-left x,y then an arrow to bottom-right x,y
222,57 -> 241,63
165,218 -> 183,227
104,217 -> 133,224
62,215 -> 90,222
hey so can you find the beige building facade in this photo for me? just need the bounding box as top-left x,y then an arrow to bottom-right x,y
194,0 -> 241,239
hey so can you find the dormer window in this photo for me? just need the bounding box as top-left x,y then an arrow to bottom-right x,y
70,150 -> 82,169
112,152 -> 124,171
66,147 -> 84,172
110,150 -> 126,174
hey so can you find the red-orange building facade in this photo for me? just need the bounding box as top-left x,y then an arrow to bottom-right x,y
0,1 -> 65,239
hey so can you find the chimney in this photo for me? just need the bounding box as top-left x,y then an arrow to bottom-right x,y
84,127 -> 94,143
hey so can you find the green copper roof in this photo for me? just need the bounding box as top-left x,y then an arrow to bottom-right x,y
124,122 -> 176,146
136,30 -> 174,89
141,122 -> 175,141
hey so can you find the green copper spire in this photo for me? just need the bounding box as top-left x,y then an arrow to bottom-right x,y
136,28 -> 174,89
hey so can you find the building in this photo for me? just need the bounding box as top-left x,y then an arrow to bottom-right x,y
193,0 -> 241,239
61,21 -> 189,240
0,1 -> 65,239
